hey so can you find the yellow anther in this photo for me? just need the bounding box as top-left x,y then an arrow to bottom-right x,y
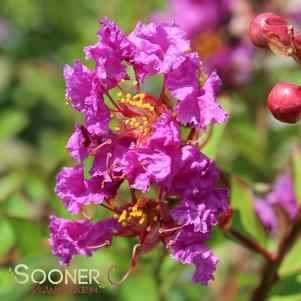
143,121 -> 149,125
117,92 -> 123,97
110,113 -> 115,118
146,226 -> 152,232
118,210 -> 128,223
128,206 -> 133,211
132,80 -> 138,86
113,214 -> 118,219
153,216 -> 158,222
149,106 -> 155,111
125,120 -> 130,125
142,116 -> 147,121
121,98 -> 126,103
140,93 -> 146,99
126,93 -> 132,98
115,126 -> 121,131
139,126 -> 143,130
121,221 -> 127,227
139,219 -> 145,225
143,103 -> 150,108
131,117 -> 136,122
120,78 -> 126,83
134,122 -> 140,128
130,121 -> 135,126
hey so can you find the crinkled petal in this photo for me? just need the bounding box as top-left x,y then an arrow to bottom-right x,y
55,165 -> 115,214
129,22 -> 190,80
64,60 -> 94,112
49,215 -> 118,265
169,234 -> 219,285
84,17 -> 133,90
176,70 -> 228,130
168,145 -> 221,198
121,112 -> 182,191
66,124 -> 91,162
166,52 -> 200,100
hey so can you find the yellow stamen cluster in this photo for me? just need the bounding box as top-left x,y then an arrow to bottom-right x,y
117,91 -> 155,112
114,199 -> 160,231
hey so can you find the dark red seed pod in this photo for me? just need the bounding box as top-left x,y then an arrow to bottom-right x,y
249,12 -> 289,49
267,82 -> 301,123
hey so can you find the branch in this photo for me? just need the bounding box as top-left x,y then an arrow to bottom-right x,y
251,209 -> 301,301
227,227 -> 275,261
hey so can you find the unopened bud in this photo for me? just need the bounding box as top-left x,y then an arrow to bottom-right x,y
249,12 -> 289,49
267,82 -> 301,124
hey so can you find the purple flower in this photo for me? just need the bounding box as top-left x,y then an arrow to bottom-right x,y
166,52 -> 201,101
152,0 -> 232,36
49,215 -> 118,265
254,197 -> 278,234
128,21 -> 190,81
254,169 -> 298,234
266,169 -> 298,219
64,61 -> 110,135
121,111 -> 182,192
66,124 -> 92,163
168,145 -> 221,198
51,17 -> 229,286
207,43 -> 254,87
151,0 -> 254,87
175,70 -> 228,129
55,165 -> 118,214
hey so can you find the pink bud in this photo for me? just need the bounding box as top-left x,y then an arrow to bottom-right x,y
267,83 -> 301,123
249,12 -> 289,49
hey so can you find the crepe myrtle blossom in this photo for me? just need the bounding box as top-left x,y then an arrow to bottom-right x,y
254,169 -> 298,234
151,0 -> 254,87
49,17 -> 229,286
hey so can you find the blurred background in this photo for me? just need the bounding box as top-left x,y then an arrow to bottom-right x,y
0,0 -> 300,300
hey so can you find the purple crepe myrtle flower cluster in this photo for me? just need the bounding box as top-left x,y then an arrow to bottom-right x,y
49,17 -> 229,286
152,0 -> 254,87
254,169 -> 298,234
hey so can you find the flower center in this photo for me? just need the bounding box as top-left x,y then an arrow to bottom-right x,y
109,79 -> 167,145
114,198 -> 161,232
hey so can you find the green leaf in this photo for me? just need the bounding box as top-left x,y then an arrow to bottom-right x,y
292,148 -> 301,204
279,238 -> 301,276
268,272 -> 301,301
0,109 -> 29,141
0,252 -> 60,301
230,175 -> 266,246
0,218 -> 15,259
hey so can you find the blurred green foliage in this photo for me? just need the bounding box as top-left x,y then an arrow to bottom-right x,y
0,0 -> 300,300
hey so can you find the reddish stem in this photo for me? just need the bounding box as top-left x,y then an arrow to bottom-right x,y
228,227 -> 275,261
251,210 -> 301,301
159,76 -> 166,101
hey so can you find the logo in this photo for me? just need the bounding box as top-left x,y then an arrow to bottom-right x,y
9,264 -> 106,296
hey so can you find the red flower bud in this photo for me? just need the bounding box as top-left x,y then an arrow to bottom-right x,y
267,83 -> 301,123
249,12 -> 289,49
